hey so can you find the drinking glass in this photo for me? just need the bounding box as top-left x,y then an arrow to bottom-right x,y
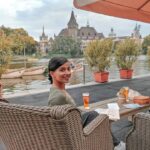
82,93 -> 90,109
124,87 -> 129,102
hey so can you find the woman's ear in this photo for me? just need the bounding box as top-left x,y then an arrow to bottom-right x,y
50,71 -> 54,78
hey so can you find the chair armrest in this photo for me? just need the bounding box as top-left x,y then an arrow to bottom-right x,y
83,114 -> 114,150
83,114 -> 109,135
135,112 -> 150,120
126,112 -> 150,150
126,112 -> 150,138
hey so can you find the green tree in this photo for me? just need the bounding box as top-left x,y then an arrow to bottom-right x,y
147,46 -> 150,59
142,35 -> 150,54
51,37 -> 81,57
0,25 -> 13,36
1,26 -> 36,55
11,28 -> 36,55
70,40 -> 82,57
0,29 -> 12,77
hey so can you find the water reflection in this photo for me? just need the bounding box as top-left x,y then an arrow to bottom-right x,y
9,62 -> 33,69
1,74 -> 47,95
1,78 -> 25,88
22,74 -> 46,81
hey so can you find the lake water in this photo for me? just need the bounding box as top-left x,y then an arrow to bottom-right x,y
1,55 -> 150,96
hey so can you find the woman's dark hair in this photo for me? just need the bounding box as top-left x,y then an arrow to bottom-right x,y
48,57 -> 68,84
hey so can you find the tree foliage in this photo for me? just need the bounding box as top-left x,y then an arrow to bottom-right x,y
0,29 -> 12,77
115,38 -> 140,70
0,26 -> 36,55
84,39 -> 113,72
142,35 -> 150,54
147,47 -> 150,59
0,26 -> 37,77
51,37 -> 82,57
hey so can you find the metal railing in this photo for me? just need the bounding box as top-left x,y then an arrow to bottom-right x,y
82,63 -> 88,84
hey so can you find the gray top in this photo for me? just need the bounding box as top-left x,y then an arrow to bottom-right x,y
48,86 -> 76,106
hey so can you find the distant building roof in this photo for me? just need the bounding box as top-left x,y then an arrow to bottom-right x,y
117,36 -> 130,39
67,11 -> 78,29
49,37 -> 54,42
79,26 -> 96,36
59,28 -> 69,36
58,11 -> 104,40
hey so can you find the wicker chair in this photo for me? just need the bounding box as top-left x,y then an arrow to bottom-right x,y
126,112 -> 150,150
0,102 -> 114,150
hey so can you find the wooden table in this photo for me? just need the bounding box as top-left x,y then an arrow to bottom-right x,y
78,97 -> 150,119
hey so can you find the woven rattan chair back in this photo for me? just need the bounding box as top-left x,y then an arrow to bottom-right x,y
0,102 -> 113,150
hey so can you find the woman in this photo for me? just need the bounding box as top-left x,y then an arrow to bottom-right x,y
48,57 -> 120,146
48,57 -> 99,127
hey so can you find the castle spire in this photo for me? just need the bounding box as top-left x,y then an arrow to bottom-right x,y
87,20 -> 89,27
67,11 -> 78,29
42,25 -> 45,36
111,27 -> 114,32
132,23 -> 141,39
134,23 -> 138,31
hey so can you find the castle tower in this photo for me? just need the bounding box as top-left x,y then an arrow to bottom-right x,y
108,28 -> 116,38
86,20 -> 90,27
67,11 -> 78,39
132,24 -> 141,39
39,26 -> 49,54
40,26 -> 48,41
42,26 -> 45,36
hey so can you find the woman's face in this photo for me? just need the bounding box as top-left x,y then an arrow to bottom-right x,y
50,62 -> 71,84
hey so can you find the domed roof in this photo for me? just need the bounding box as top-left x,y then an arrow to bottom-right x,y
58,28 -> 69,36
78,26 -> 97,37
49,37 -> 54,42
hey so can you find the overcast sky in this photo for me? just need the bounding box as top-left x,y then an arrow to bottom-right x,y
1,0 -> 150,41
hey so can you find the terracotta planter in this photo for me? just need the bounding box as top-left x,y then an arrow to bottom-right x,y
120,69 -> 133,79
94,72 -> 109,83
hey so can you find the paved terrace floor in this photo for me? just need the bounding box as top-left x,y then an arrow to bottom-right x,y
1,75 -> 150,149
6,75 -> 150,106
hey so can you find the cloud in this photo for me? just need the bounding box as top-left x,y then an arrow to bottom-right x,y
0,0 -> 150,41
0,0 -> 44,17
13,0 -> 73,40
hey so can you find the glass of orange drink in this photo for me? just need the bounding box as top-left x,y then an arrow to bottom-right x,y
82,93 -> 90,109
124,87 -> 129,102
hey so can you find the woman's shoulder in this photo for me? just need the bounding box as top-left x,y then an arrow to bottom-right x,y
48,87 -> 67,106
50,86 -> 65,96
49,87 -> 66,99
48,86 -> 76,106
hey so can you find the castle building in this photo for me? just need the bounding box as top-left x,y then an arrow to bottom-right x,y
39,11 -> 104,53
39,26 -> 53,54
39,12 -> 142,54
57,11 -> 104,51
108,24 -> 142,43
131,24 -> 142,39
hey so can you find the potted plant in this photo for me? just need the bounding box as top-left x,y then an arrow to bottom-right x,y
84,39 -> 112,83
114,38 -> 140,79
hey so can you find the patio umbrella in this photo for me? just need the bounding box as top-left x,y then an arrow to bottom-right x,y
73,0 -> 150,23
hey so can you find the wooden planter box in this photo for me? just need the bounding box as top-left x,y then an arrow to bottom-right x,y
120,69 -> 133,79
94,72 -> 109,83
